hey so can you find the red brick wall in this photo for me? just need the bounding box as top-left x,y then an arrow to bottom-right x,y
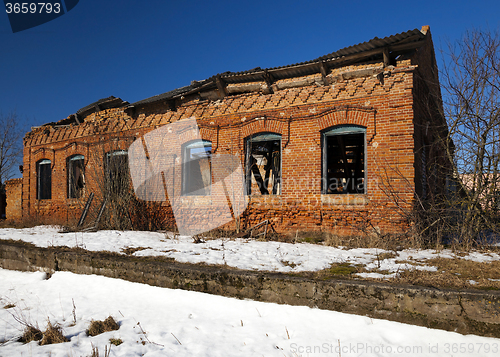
21,35 -> 446,235
5,178 -> 22,221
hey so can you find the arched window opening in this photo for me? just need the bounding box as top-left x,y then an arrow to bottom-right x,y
37,159 -> 51,200
245,133 -> 281,195
182,140 -> 212,196
322,125 -> 366,194
105,150 -> 130,196
67,154 -> 85,199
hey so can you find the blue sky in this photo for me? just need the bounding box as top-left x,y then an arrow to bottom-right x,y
1,0 -> 499,129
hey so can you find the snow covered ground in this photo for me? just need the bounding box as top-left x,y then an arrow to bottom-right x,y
1,226 -> 499,278
1,268 -> 499,357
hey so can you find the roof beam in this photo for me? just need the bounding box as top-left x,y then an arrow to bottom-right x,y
215,75 -> 228,99
383,47 -> 390,67
166,99 -> 177,112
222,40 -> 425,84
262,70 -> 274,94
319,61 -> 330,84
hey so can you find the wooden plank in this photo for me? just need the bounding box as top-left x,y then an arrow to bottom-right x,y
77,192 -> 94,227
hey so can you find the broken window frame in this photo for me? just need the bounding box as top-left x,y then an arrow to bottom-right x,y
104,150 -> 130,197
245,132 -> 282,195
322,125 -> 366,195
36,159 -> 52,200
67,154 -> 85,199
181,140 -> 212,196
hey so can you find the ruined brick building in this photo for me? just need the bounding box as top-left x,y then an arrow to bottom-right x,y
10,26 -> 450,235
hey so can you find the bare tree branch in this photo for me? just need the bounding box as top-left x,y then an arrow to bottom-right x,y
0,111 -> 24,186
439,28 -> 500,244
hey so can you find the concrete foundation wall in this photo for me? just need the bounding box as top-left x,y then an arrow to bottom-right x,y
1,240 -> 499,338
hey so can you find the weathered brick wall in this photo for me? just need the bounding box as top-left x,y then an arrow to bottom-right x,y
411,27 -> 451,203
21,33 -> 446,236
5,178 -> 22,221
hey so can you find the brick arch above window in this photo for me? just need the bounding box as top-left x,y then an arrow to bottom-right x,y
59,142 -> 90,160
240,118 -> 288,144
199,127 -> 217,143
32,148 -> 55,168
317,106 -> 375,134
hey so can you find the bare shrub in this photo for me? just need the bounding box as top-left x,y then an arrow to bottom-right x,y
0,111 -> 24,186
61,138 -> 175,232
128,200 -> 173,232
424,28 -> 500,249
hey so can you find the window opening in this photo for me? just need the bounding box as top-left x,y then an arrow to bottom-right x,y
105,150 -> 130,196
182,140 -> 212,196
322,125 -> 365,194
37,159 -> 52,200
68,154 -> 85,198
246,133 -> 281,195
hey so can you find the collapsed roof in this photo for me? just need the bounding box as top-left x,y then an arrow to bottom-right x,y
129,26 -> 429,108
57,26 -> 430,124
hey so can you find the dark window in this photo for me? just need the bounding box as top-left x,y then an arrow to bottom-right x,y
105,150 -> 130,196
182,140 -> 212,196
37,159 -> 51,200
322,125 -> 365,194
245,133 -> 281,195
67,154 -> 85,198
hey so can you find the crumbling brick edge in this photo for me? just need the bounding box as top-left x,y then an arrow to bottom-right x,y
1,240 -> 499,338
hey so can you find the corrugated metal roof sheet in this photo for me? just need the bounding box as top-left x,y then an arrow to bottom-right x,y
131,84 -> 201,107
130,27 -> 426,107
76,96 -> 129,116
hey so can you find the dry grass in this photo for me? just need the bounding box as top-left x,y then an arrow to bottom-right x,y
323,231 -> 415,251
315,262 -> 366,280
394,258 -> 500,290
88,343 -> 111,357
0,215 -> 60,229
18,322 -> 68,345
87,316 -> 119,337
18,326 -> 43,343
40,322 -> 68,345
121,246 -> 150,255
282,230 -> 417,251
109,337 -> 123,346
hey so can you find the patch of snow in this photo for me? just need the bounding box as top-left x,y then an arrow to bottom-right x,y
0,268 -> 499,357
0,226 -> 498,278
355,272 -> 397,279
463,251 -> 500,263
